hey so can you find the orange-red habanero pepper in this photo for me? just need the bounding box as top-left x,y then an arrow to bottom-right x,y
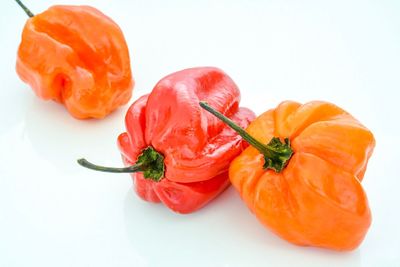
201,100 -> 375,250
15,0 -> 133,119
78,67 -> 255,213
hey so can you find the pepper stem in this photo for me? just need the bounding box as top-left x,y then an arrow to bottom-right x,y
15,0 -> 34,17
77,159 -> 144,173
199,101 -> 293,172
77,147 -> 165,182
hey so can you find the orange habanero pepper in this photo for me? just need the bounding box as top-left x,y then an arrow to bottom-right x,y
200,100 -> 375,251
15,0 -> 133,119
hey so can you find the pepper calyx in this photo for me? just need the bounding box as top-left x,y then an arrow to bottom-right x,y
262,137 -> 293,172
136,147 -> 165,182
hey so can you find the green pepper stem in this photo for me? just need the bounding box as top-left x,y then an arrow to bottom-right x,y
77,147 -> 165,182
15,0 -> 34,17
200,102 -> 274,157
199,101 -> 293,172
77,158 -> 144,173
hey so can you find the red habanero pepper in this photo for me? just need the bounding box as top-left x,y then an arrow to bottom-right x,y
15,0 -> 133,119
78,67 -> 255,213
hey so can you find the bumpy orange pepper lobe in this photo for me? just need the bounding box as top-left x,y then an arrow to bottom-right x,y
229,101 -> 375,250
16,5 -> 133,119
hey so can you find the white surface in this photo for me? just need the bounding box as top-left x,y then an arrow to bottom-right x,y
1,0 -> 399,266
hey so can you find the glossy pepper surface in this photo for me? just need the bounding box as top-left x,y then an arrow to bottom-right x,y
201,100 -> 375,250
79,67 -> 255,213
16,2 -> 133,119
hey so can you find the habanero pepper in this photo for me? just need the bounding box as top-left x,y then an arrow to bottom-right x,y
15,0 -> 133,119
78,67 -> 255,213
200,100 -> 375,251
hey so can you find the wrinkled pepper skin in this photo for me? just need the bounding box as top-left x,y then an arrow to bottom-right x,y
118,67 -> 255,213
16,5 -> 133,119
229,101 -> 375,250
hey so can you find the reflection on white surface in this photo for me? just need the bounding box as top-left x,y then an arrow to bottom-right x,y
123,188 -> 361,267
1,0 -> 400,266
23,97 -> 127,173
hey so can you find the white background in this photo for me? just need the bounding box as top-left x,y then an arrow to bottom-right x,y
1,0 -> 399,266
